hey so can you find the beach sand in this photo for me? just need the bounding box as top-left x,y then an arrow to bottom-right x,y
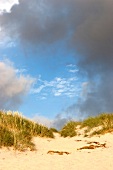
0,132 -> 113,170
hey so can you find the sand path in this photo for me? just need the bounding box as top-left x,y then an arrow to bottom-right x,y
0,133 -> 113,170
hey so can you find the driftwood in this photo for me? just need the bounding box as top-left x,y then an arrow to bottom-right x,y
77,142 -> 106,150
47,150 -> 70,155
75,140 -> 82,142
87,141 -> 100,145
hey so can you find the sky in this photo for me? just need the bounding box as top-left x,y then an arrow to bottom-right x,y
0,0 -> 113,129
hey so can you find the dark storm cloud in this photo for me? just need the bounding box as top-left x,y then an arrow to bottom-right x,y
52,113 -> 70,130
0,0 -> 69,44
0,0 -> 113,69
65,75 -> 113,119
72,0 -> 113,74
1,0 -> 113,117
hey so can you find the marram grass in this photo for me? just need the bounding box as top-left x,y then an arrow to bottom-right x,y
60,121 -> 81,137
0,111 -> 54,151
60,113 -> 113,137
1,111 -> 113,150
81,113 -> 113,136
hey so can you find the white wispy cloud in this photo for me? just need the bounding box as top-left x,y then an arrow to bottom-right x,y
16,68 -> 27,74
32,66 -> 80,99
66,64 -> 79,73
69,69 -> 78,73
66,64 -> 76,67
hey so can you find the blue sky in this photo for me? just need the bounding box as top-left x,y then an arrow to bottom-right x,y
0,0 -> 113,129
0,34 -> 82,120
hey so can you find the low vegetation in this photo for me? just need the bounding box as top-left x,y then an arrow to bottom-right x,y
60,121 -> 81,137
0,110 -> 54,151
1,111 -> 113,150
60,113 -> 113,137
82,113 -> 113,136
49,127 -> 59,133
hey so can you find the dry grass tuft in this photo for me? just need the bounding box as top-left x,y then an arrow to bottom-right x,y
0,110 -> 54,151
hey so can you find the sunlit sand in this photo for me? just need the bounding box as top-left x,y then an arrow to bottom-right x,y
0,132 -> 113,170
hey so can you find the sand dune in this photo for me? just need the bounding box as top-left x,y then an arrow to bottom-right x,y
0,132 -> 113,170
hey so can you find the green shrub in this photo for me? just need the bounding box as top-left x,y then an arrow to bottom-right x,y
60,121 -> 79,137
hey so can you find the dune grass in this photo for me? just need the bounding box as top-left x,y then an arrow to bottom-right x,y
60,113 -> 113,137
0,110 -> 54,151
82,113 -> 113,136
0,125 -> 14,147
1,111 -> 113,149
49,127 -> 59,133
60,121 -> 81,137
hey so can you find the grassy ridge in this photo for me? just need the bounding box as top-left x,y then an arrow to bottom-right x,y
1,111 -> 113,150
0,111 -> 54,151
60,113 -> 113,137
60,121 -> 80,137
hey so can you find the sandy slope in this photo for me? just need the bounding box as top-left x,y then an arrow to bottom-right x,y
0,133 -> 113,170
